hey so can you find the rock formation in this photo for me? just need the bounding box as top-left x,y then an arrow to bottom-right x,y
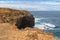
0,8 -> 57,40
0,8 -> 35,29
16,16 -> 34,29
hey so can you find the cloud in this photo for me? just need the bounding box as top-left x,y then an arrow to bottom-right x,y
0,4 -> 41,10
0,1 -> 60,11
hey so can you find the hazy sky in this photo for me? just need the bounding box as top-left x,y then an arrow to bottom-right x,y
0,0 -> 60,11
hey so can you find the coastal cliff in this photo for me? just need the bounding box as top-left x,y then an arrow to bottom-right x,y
0,8 -> 34,29
0,8 -> 57,40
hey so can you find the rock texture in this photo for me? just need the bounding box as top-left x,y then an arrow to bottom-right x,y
0,8 -> 34,29
0,8 -> 58,40
0,23 -> 56,40
16,16 -> 34,29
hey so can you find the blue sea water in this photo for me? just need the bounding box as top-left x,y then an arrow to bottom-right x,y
30,11 -> 60,38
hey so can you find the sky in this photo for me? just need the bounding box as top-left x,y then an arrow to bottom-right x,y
0,0 -> 60,11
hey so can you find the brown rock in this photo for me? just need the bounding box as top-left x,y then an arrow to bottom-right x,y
0,8 -> 35,29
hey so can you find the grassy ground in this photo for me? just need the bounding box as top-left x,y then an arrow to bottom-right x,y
0,23 -> 57,40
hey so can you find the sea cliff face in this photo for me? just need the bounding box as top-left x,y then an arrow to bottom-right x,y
0,8 -> 57,40
0,8 -> 34,29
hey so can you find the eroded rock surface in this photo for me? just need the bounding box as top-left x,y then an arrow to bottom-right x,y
0,8 -> 34,29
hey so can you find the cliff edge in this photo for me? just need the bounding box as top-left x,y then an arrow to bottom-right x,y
0,8 -> 34,29
0,8 -> 57,40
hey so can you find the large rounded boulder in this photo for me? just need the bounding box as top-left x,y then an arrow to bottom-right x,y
0,8 -> 35,29
16,15 -> 34,29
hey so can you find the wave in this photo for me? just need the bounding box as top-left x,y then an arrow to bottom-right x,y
35,17 -> 48,24
35,17 -> 56,30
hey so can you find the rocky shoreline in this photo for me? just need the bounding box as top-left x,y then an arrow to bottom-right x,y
0,8 -> 58,40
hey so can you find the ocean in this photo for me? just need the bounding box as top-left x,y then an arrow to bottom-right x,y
30,11 -> 60,38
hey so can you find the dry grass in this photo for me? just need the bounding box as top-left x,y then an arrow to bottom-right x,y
0,23 -> 57,40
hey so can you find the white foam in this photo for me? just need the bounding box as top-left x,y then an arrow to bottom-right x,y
35,17 -> 56,30
35,18 -> 40,22
35,17 -> 48,22
35,23 -> 56,30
